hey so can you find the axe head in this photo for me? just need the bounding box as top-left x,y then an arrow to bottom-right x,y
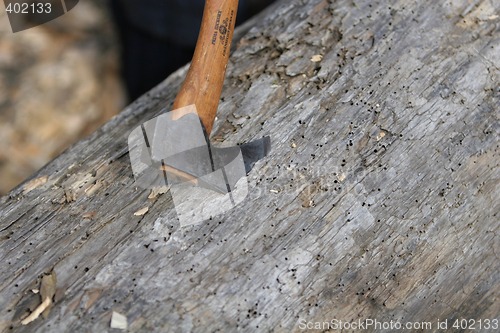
128,105 -> 271,194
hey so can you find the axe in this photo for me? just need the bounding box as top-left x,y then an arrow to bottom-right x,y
128,0 -> 271,194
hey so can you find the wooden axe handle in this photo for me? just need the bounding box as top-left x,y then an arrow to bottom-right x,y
172,0 -> 239,136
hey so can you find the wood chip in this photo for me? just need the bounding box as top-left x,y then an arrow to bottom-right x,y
85,181 -> 102,197
82,211 -> 96,220
40,271 -> 57,319
22,176 -> 48,195
65,188 -> 76,202
148,185 -> 170,199
21,297 -> 51,325
134,207 -> 149,216
311,54 -> 323,62
110,311 -> 128,329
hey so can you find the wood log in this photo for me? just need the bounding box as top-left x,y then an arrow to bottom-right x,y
1,0 -> 500,331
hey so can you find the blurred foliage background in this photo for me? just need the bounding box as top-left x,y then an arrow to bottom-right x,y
0,0 -> 125,195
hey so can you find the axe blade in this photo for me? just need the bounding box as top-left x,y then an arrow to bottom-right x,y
128,109 -> 270,193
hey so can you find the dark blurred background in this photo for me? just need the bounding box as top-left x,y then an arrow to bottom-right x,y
0,0 -> 274,195
111,0 -> 275,102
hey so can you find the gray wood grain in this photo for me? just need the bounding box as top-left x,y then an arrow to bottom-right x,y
1,0 -> 500,331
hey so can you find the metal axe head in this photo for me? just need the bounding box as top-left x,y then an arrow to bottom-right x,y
128,105 -> 270,194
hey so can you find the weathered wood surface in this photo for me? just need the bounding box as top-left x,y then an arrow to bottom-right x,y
1,0 -> 500,331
